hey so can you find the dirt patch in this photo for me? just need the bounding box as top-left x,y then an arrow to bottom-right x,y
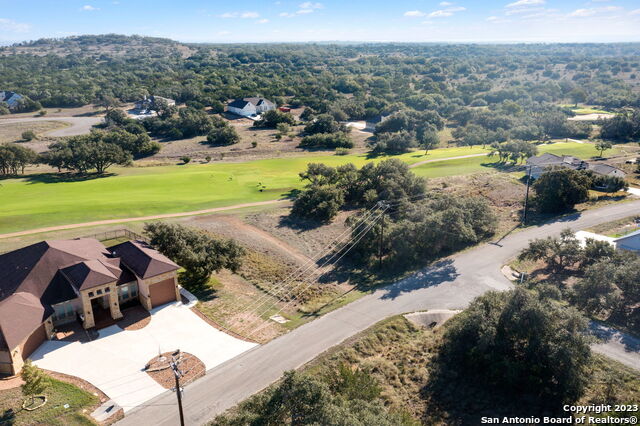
0,375 -> 23,390
145,351 -> 205,390
193,271 -> 286,344
0,120 -> 68,144
117,306 -> 151,331
182,211 -> 312,267
244,208 -> 353,260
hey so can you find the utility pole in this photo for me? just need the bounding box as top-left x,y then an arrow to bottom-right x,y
170,351 -> 185,426
377,201 -> 386,270
522,165 -> 532,226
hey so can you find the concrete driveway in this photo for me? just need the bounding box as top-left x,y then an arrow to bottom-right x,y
30,303 -> 256,412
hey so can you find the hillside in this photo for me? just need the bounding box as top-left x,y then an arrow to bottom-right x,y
0,34 -> 196,58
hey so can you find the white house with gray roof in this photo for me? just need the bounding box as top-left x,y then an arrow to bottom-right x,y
526,153 -> 625,180
227,97 -> 275,117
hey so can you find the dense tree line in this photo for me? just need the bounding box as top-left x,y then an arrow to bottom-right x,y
2,36 -> 639,129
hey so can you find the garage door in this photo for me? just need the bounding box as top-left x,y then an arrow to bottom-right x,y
22,324 -> 46,360
150,278 -> 177,308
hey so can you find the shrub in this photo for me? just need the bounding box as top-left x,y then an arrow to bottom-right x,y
251,141 -> 258,148
291,184 -> 345,222
180,156 -> 191,164
21,130 -> 36,141
299,133 -> 353,149
206,126 -> 240,146
335,147 -> 350,155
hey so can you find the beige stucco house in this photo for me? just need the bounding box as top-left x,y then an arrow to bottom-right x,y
0,238 -> 180,375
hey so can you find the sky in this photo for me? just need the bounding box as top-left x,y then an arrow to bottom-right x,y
0,0 -> 639,44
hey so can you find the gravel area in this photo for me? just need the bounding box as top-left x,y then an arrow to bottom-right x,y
145,352 -> 205,390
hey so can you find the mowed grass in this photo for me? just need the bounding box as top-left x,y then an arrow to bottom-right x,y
0,143 -> 614,234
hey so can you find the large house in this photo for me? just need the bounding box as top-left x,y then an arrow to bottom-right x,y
134,95 -> 176,111
227,97 -> 275,117
526,153 -> 626,180
0,91 -> 24,110
0,238 -> 180,375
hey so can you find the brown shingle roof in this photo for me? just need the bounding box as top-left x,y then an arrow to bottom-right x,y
0,292 -> 46,351
108,240 -> 179,279
0,238 -> 179,351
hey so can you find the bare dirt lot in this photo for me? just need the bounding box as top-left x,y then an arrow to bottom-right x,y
0,120 -> 68,144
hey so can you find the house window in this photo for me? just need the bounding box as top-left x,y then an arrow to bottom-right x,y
52,302 -> 76,322
105,287 -> 110,293
96,289 -> 102,295
130,284 -> 138,298
120,285 -> 129,300
88,292 -> 94,297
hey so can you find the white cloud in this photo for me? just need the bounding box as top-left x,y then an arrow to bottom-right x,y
506,0 -> 545,8
428,6 -> 466,18
439,1 -> 453,6
568,6 -> 621,17
404,10 -> 426,17
631,9 -> 640,15
257,18 -> 269,23
299,2 -> 323,9
219,11 -> 260,18
81,5 -> 99,11
569,8 -> 596,17
280,4 -> 322,18
0,18 -> 31,33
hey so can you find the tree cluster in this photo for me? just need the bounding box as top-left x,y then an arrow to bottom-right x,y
144,222 -> 245,284
0,144 -> 38,175
351,193 -> 497,270
291,159 -> 426,223
432,288 -> 591,410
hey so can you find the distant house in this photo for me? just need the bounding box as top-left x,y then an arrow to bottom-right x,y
526,153 -> 625,179
0,238 -> 181,375
0,91 -> 24,110
227,97 -> 275,117
134,95 -> 176,111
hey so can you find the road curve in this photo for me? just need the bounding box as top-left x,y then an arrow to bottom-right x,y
117,200 -> 640,426
0,116 -> 102,136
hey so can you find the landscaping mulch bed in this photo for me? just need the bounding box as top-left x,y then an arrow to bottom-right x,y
145,351 -> 206,390
117,305 -> 151,331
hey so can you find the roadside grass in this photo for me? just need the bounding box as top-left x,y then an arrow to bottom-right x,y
0,375 -> 98,426
222,314 -> 640,424
0,142 -> 614,235
586,215 -> 640,237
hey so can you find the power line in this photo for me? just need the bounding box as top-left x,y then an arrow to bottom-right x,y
242,204 -> 390,338
236,205 -> 387,335
223,203 -> 385,331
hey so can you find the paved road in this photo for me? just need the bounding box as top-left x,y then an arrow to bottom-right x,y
590,322 -> 640,369
118,200 -> 640,426
0,116 -> 102,136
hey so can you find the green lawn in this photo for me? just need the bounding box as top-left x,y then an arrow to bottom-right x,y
0,376 -> 98,425
0,143 -> 614,235
560,104 -> 613,115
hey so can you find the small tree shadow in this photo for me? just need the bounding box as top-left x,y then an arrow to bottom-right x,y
178,271 -> 217,301
0,408 -> 16,425
480,161 -> 525,173
16,172 -> 116,184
